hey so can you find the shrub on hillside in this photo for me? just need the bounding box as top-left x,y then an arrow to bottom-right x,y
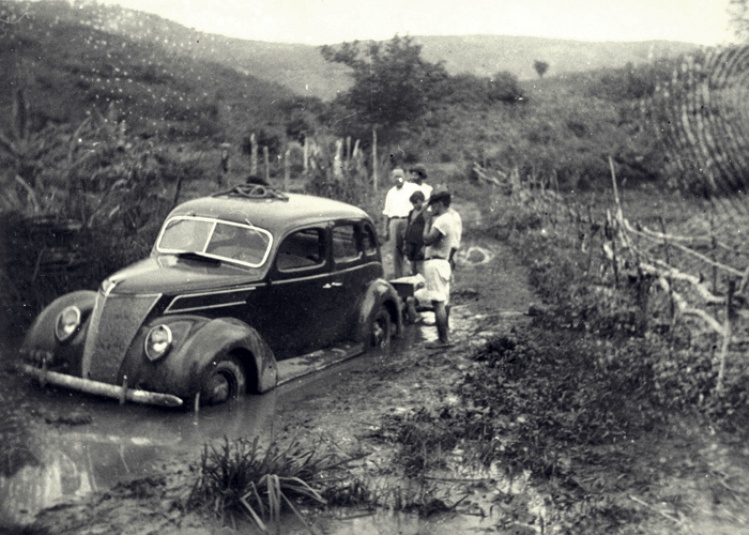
437,71 -> 525,107
584,59 -> 677,102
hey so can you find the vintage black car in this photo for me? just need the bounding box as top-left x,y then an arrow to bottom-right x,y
20,185 -> 402,409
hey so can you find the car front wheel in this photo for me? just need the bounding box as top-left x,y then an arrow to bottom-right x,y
200,355 -> 246,405
371,306 -> 393,349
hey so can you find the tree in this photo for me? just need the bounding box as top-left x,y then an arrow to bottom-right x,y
488,71 -> 525,103
320,35 -> 448,137
534,60 -> 550,78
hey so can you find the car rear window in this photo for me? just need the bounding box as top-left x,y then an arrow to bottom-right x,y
361,223 -> 378,256
332,224 -> 361,262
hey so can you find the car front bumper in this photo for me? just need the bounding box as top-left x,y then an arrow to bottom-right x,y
21,361 -> 184,408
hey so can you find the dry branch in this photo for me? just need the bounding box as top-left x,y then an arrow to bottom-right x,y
471,163 -> 503,186
656,278 -> 725,335
621,218 -> 744,278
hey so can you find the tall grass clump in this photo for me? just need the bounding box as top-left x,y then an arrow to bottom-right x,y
188,436 -> 358,532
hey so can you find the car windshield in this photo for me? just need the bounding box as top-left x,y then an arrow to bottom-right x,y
155,216 -> 272,268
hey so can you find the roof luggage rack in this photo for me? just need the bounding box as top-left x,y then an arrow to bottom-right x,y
214,184 -> 289,201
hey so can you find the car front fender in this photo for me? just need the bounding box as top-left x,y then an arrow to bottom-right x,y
357,278 -> 403,342
20,290 -> 97,374
126,316 -> 277,399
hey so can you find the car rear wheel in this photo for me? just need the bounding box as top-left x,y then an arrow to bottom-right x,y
371,306 -> 393,349
200,355 -> 246,405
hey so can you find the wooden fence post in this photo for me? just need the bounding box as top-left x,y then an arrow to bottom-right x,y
372,127 -> 378,192
606,209 -> 619,287
284,149 -> 290,191
334,139 -> 343,178
250,133 -> 258,175
659,216 -> 676,330
710,213 -> 718,294
263,146 -> 270,183
716,279 -> 735,395
303,135 -> 309,179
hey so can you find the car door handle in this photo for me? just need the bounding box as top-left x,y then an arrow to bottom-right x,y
322,282 -> 343,289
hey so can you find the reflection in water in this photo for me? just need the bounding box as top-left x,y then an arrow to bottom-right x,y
1,319 -> 487,527
0,390 -> 278,525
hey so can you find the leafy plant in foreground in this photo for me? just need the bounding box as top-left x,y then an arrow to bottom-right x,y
188,436 -> 356,533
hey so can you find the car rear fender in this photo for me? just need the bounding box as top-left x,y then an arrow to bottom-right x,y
154,317 -> 278,397
357,278 -> 403,342
20,290 -> 97,374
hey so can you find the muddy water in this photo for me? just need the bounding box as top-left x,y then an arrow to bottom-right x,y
0,383 -> 280,524
0,321 -> 452,526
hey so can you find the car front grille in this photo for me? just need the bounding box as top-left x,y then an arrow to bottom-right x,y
82,291 -> 161,384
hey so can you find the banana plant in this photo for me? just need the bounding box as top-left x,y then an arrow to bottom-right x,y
0,88 -> 45,212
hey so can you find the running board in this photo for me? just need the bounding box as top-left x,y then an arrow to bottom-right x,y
276,342 -> 365,386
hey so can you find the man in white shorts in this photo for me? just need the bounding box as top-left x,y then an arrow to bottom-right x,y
422,187 -> 461,349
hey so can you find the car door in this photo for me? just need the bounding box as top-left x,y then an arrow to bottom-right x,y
328,220 -> 383,343
259,225 -> 339,358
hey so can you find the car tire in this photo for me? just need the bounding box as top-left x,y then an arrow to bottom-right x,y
371,306 -> 393,349
200,355 -> 246,405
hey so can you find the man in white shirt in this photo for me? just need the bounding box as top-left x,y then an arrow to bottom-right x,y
382,168 -> 419,278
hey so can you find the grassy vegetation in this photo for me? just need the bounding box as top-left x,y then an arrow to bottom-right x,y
188,437 -> 334,530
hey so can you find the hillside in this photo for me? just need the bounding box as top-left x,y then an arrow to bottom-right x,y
0,0 -> 297,139
1,0 -> 351,102
1,1 -> 699,103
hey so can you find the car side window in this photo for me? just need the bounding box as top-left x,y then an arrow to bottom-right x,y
332,224 -> 361,263
276,228 -> 326,272
361,222 -> 378,257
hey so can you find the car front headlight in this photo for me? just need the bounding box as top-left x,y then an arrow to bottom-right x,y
55,306 -> 81,342
145,324 -> 173,361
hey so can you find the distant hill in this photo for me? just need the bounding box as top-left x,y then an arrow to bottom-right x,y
4,0 -> 351,101
414,35 -> 698,80
4,1 -> 701,103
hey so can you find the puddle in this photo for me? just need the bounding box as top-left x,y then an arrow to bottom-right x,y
1,312 -> 524,530
1,331 -> 422,525
0,342 -> 397,526
0,390 -> 279,524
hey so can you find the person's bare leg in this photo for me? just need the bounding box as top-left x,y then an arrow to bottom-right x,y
433,301 -> 449,344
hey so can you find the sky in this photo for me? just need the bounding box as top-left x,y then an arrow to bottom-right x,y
96,0 -> 737,46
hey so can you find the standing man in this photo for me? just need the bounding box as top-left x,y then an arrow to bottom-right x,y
422,187 -> 460,349
382,168 -> 418,278
409,164 -> 433,200
404,190 -> 428,276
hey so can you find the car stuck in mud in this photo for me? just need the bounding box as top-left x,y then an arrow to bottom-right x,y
19,184 -> 403,409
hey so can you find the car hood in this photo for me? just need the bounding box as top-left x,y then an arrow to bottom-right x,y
104,255 -> 266,295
